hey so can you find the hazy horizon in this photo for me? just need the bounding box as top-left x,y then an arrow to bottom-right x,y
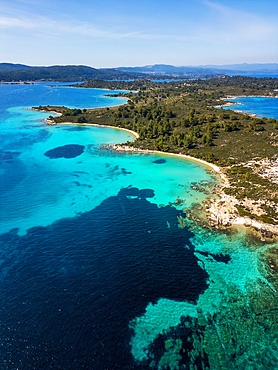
2,62 -> 278,70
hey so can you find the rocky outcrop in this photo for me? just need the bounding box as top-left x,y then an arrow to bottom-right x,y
206,189 -> 278,239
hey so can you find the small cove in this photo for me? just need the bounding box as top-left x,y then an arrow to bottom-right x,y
222,95 -> 278,119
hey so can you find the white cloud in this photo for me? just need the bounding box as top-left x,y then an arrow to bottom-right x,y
0,16 -> 38,29
0,13 -> 196,43
0,14 -> 152,40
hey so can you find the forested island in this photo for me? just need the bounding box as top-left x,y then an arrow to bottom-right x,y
36,76 -> 278,235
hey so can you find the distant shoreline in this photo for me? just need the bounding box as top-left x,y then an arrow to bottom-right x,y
219,95 -> 278,117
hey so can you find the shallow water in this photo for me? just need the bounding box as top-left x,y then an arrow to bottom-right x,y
0,83 -> 277,369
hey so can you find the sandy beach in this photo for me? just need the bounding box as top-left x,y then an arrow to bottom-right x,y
46,119 -> 140,139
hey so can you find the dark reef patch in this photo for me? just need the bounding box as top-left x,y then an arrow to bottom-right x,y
0,188 -> 208,369
119,186 -> 155,199
0,150 -> 21,164
63,126 -> 89,132
153,159 -> 167,164
148,315 -> 210,369
197,251 -> 231,264
44,144 -> 85,159
121,168 -> 132,175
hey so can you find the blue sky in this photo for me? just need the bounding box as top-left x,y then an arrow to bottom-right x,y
1,0 -> 278,67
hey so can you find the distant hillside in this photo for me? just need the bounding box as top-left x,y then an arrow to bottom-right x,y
0,64 -> 143,82
116,63 -> 278,76
0,63 -> 32,72
115,64 -> 216,76
1,63 -> 277,82
204,63 -> 278,72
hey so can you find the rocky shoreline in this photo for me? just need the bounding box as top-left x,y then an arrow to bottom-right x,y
205,189 -> 278,239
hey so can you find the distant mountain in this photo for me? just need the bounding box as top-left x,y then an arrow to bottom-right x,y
0,64 -> 144,82
116,63 -> 278,76
115,64 -> 216,76
204,63 -> 278,73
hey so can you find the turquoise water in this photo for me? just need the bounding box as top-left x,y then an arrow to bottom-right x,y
0,83 -> 277,369
223,96 -> 278,119
0,108 -> 213,235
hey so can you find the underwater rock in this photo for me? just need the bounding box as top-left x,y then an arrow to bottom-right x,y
158,338 -> 183,370
153,159 -> 167,164
44,144 -> 85,159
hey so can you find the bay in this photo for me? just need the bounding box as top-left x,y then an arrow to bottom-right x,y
223,96 -> 278,119
0,82 -> 277,369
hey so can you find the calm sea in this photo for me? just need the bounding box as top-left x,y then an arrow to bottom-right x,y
223,96 -> 278,119
0,83 -> 277,369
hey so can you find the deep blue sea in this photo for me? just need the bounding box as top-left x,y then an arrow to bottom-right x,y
0,83 -> 277,369
223,96 -> 278,119
227,73 -> 278,78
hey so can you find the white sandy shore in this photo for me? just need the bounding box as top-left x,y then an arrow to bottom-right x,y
110,144 -> 222,173
46,120 -> 139,139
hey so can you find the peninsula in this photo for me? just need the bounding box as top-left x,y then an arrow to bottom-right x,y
37,76 -> 278,238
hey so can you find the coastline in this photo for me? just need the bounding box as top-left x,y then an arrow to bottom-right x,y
110,144 -> 278,238
109,143 -> 223,176
46,118 -> 140,139
219,95 -> 278,118
45,116 -> 278,239
46,116 -> 219,173
217,98 -> 258,117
